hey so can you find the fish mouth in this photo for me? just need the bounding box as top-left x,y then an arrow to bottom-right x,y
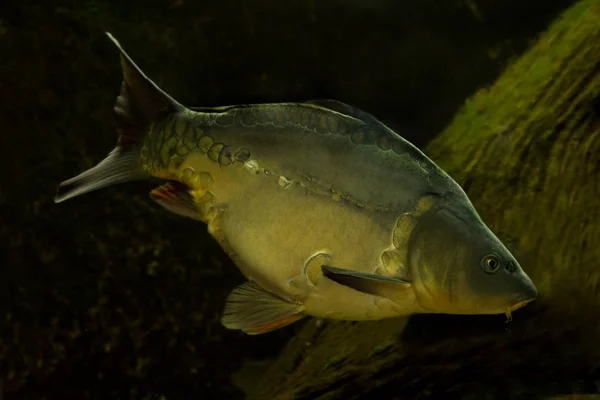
508,297 -> 535,312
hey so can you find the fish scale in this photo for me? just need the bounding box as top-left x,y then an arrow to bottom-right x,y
149,102 -> 447,213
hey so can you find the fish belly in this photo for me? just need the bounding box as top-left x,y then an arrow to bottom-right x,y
205,164 -> 416,320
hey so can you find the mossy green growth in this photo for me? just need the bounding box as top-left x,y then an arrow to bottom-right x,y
429,0 -> 600,180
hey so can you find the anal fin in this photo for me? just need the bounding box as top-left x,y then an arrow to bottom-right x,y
222,281 -> 305,335
150,181 -> 204,221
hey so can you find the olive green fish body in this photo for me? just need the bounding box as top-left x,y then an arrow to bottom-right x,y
137,105 -> 459,317
136,107 -> 416,318
55,33 -> 537,335
143,103 -> 460,211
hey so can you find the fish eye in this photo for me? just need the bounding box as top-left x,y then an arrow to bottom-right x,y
481,254 -> 500,273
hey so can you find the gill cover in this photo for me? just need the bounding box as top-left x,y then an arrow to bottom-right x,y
408,201 -> 537,315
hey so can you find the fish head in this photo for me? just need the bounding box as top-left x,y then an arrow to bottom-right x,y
408,200 -> 537,316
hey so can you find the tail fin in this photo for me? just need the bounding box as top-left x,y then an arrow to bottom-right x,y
54,32 -> 185,203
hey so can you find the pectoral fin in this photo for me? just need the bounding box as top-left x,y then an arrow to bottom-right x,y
221,281 -> 305,335
150,181 -> 204,221
321,265 -> 412,299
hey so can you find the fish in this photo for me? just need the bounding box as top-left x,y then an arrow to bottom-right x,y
54,32 -> 538,335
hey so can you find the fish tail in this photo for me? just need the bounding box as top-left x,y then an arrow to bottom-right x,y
54,32 -> 185,203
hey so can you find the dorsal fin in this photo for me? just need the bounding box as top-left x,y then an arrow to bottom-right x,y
106,32 -> 184,147
305,99 -> 389,128
189,105 -> 253,113
189,100 -> 389,130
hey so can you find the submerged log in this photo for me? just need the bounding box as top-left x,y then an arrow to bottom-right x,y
248,0 -> 600,399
